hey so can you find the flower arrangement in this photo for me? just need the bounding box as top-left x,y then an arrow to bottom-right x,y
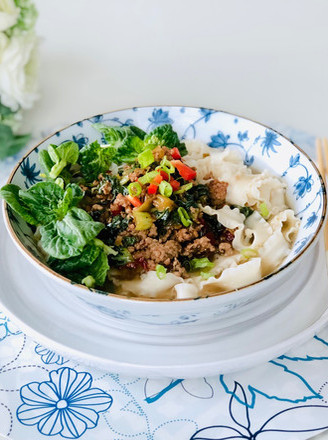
0,0 -> 38,159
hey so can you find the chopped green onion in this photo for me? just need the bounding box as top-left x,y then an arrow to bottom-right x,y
128,182 -> 142,197
241,248 -> 259,259
190,257 -> 215,271
82,275 -> 95,288
138,149 -> 154,168
138,171 -> 159,185
177,207 -> 192,227
159,181 -> 173,197
174,182 -> 193,194
200,271 -> 215,280
259,202 -> 269,218
156,264 -> 167,280
55,177 -> 64,189
158,156 -> 175,174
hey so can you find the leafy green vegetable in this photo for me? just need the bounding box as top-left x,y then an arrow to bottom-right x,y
49,242 -> 109,286
153,208 -> 180,232
105,175 -> 128,199
40,207 -> 104,259
113,136 -> 145,164
19,182 -> 64,224
177,142 -> 188,157
232,205 -> 254,218
94,124 -> 135,144
48,141 -> 79,179
79,140 -> 116,182
110,247 -> 132,265
0,184 -> 38,225
0,123 -> 30,160
66,183 -> 84,206
99,215 -> 130,245
39,150 -> 54,176
172,184 -> 208,212
122,236 -> 138,247
144,124 -> 181,150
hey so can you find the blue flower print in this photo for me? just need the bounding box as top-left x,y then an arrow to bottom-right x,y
17,367 -> 112,438
294,175 -> 314,199
199,108 -> 216,123
0,311 -> 21,341
305,212 -> 318,229
208,131 -> 230,149
293,235 -> 313,254
260,130 -> 281,157
148,108 -> 173,129
237,131 -> 249,142
20,157 -> 41,188
34,344 -> 68,365
190,381 -> 328,440
72,134 -> 89,150
289,153 -> 300,168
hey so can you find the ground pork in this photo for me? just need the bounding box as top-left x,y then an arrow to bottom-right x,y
152,146 -> 166,162
110,193 -> 133,214
218,242 -> 234,256
174,225 -> 201,243
133,239 -> 181,267
181,236 -> 215,256
171,257 -> 188,278
206,179 -> 228,208
128,168 -> 145,182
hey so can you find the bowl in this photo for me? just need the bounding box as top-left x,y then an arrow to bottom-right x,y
2,106 -> 326,334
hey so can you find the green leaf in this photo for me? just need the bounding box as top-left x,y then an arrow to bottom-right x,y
40,207 -> 104,259
19,182 -> 64,224
49,243 -> 109,287
0,123 -> 30,159
0,102 -> 14,118
48,141 -> 79,179
143,124 -> 177,148
110,247 -> 132,266
39,150 -> 55,176
48,243 -> 101,273
79,140 -> 116,181
89,250 -> 109,285
66,183 -> 84,206
0,184 -> 38,225
113,136 -> 145,164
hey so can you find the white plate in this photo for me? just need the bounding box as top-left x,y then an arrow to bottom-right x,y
1,213 -> 328,378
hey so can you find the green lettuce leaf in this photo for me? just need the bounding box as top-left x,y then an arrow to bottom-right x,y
19,182 -> 64,224
144,124 -> 186,155
0,184 -> 38,225
47,141 -> 79,179
40,207 -> 104,259
48,242 -> 109,286
79,140 -> 116,181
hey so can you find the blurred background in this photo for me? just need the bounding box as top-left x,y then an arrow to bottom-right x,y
23,0 -> 328,137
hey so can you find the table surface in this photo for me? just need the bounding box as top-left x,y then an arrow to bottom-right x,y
2,1 -> 328,439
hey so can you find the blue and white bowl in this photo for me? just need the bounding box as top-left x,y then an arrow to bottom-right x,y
2,106 -> 326,333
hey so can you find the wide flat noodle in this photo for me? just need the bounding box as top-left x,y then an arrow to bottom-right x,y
120,272 -> 183,298
270,209 -> 300,243
200,258 -> 262,294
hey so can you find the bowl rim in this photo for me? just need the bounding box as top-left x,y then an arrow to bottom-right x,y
3,105 -> 327,303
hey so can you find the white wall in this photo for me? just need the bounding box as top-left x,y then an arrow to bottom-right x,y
27,0 -> 328,136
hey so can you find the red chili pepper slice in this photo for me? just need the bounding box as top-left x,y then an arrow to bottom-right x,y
171,147 -> 181,159
152,174 -> 163,185
126,195 -> 142,207
159,170 -> 169,180
171,160 -> 197,180
170,179 -> 180,191
147,183 -> 158,195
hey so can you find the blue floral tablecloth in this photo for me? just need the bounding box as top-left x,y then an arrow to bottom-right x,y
2,126 -> 328,440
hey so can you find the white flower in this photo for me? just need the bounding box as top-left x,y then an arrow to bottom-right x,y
0,30 -> 39,110
0,0 -> 20,32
